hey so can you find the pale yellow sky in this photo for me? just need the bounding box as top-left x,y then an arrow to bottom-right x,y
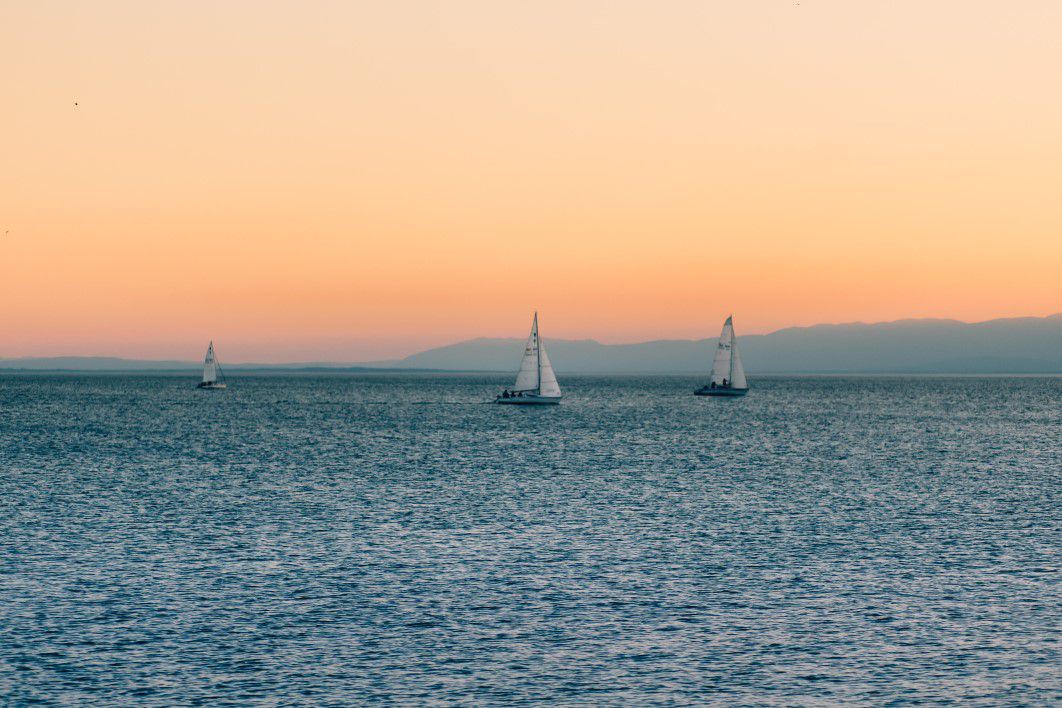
1,1 -> 1060,361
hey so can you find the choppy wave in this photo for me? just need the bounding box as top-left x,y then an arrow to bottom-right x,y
1,374 -> 1059,704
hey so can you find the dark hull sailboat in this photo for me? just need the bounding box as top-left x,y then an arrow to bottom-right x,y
695,316 -> 748,397
197,341 -> 227,390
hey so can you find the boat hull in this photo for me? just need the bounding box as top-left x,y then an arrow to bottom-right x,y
197,382 -> 227,390
694,386 -> 747,397
495,394 -> 561,405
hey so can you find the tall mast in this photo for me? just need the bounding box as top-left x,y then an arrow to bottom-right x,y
727,316 -> 734,384
534,312 -> 541,393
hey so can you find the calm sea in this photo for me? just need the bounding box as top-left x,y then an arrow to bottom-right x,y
1,374 -> 1059,705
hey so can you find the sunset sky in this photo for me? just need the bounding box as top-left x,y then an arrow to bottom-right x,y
2,1 -> 1060,361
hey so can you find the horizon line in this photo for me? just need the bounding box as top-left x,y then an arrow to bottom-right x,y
2,311 -> 1059,367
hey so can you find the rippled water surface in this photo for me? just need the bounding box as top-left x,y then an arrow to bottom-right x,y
1,374 -> 1060,704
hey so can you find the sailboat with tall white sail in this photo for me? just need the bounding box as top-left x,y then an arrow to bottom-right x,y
695,315 -> 748,396
495,312 -> 561,405
196,341 -> 227,390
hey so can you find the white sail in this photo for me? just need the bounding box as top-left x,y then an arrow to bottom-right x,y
729,331 -> 747,389
537,337 -> 561,397
512,314 -> 540,391
709,317 -> 735,386
202,342 -> 218,384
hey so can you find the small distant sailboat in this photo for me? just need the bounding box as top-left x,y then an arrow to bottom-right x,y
196,341 -> 227,390
695,315 -> 748,397
495,312 -> 562,405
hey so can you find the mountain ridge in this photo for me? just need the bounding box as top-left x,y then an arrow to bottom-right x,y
2,314 -> 1060,374
384,313 -> 1062,374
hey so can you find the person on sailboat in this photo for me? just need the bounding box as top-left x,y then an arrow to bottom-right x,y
722,378 -> 728,387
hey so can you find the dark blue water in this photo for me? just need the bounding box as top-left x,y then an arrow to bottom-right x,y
1,374 -> 1059,704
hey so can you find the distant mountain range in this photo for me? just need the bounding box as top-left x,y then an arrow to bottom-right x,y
380,314 -> 1062,374
2,314 -> 1060,374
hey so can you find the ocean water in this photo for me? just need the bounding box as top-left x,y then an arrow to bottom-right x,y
0,374 -> 1059,705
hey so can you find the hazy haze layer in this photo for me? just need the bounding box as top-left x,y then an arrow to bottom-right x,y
4,315 -> 1059,374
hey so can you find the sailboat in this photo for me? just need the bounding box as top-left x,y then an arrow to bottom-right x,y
695,315 -> 748,396
495,312 -> 562,405
196,341 -> 227,390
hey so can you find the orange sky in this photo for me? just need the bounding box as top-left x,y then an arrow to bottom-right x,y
2,1 -> 1060,361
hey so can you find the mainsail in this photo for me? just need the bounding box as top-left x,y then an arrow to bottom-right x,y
511,313 -> 562,397
513,316 -> 540,392
202,341 -> 218,384
710,316 -> 746,388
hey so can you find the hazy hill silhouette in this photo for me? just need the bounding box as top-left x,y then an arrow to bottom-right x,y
3,315 -> 1059,374
386,314 -> 1062,374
